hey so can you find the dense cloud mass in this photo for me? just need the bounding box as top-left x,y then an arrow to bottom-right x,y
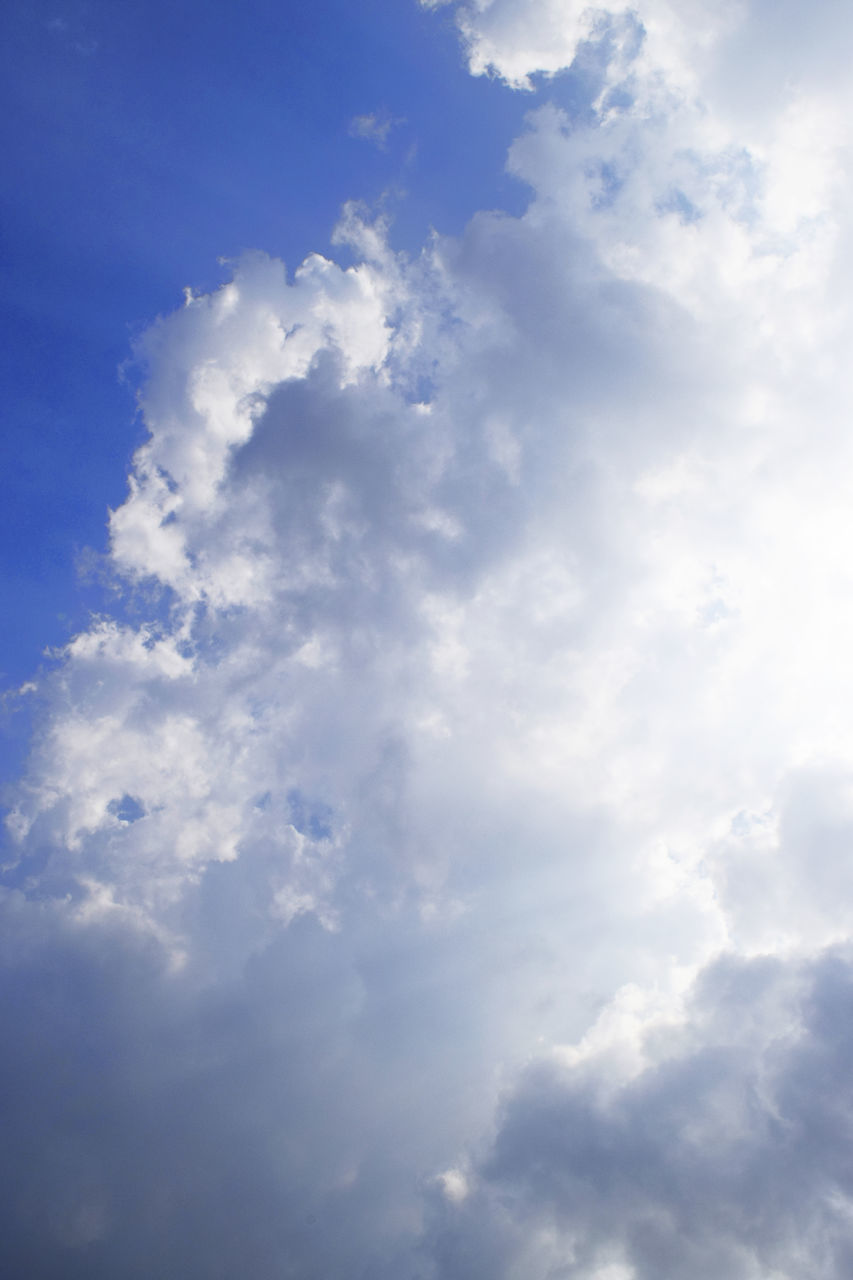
4,1 -> 853,1275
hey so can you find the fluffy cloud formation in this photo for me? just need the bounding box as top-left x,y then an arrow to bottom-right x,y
422,0 -> 736,91
427,949 -> 853,1280
5,0 -> 853,1275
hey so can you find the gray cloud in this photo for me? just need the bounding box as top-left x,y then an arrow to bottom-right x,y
426,948 -> 853,1280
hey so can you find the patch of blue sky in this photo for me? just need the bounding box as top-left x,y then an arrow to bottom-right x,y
287,788 -> 334,842
108,793 -> 146,824
589,159 -> 626,210
656,188 -> 703,225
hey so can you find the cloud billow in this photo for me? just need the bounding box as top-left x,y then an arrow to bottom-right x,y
4,0 -> 853,1275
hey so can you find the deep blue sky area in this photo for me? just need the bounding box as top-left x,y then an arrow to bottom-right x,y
0,0 -> 533,747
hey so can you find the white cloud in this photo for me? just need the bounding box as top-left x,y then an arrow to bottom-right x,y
5,0 -> 853,1274
348,110 -> 403,149
423,0 -> 739,92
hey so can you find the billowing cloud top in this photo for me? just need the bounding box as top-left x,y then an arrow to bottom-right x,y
4,2 -> 853,1276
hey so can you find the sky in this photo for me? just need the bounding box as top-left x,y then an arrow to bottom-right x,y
3,0 -> 853,1276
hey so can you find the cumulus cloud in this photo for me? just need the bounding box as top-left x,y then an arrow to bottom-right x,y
422,0 -> 735,92
5,0 -> 853,1275
427,949 -> 853,1280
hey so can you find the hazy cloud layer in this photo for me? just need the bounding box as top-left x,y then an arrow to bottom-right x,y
5,1 -> 853,1275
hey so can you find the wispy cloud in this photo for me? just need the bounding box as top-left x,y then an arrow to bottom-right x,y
347,109 -> 403,149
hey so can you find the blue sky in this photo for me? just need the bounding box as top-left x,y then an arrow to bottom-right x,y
4,2 -> 853,1277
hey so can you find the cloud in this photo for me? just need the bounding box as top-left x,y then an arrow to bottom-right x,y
348,110 -> 403,149
4,0 -> 853,1275
419,0 -> 733,92
426,947 -> 853,1279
